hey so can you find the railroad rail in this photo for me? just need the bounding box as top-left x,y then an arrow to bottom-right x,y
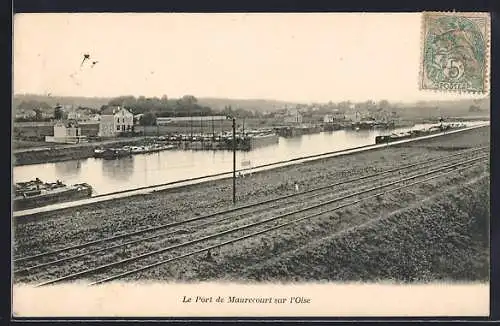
13,147 -> 488,286
14,145 -> 487,265
13,123 -> 489,218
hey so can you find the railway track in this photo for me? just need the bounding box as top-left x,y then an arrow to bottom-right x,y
14,146 -> 486,264
13,147 -> 489,286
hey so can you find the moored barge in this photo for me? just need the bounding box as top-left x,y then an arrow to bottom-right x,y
102,148 -> 132,160
375,123 -> 466,144
13,178 -> 93,211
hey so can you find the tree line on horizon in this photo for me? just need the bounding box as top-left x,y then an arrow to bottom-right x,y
13,94 -> 489,124
103,95 -> 261,126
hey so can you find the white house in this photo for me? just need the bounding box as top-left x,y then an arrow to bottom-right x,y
16,110 -> 37,119
134,114 -> 144,125
89,114 -> 101,121
324,114 -> 334,123
67,110 -> 82,120
45,120 -> 86,144
345,111 -> 362,122
283,109 -> 303,124
99,106 -> 134,137
324,112 -> 345,123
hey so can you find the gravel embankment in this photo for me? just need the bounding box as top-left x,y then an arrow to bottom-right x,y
121,162 -> 489,282
13,127 -> 490,263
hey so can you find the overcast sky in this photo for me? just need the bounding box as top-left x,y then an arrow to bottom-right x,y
13,13 -> 488,103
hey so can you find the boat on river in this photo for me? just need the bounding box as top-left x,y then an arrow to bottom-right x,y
93,147 -> 106,158
13,178 -> 93,211
374,123 -> 467,144
102,148 -> 132,160
130,144 -> 175,154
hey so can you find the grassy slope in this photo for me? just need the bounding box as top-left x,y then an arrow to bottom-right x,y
242,175 -> 490,282
163,173 -> 487,283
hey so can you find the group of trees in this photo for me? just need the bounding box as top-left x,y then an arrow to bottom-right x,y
14,100 -> 101,122
16,100 -> 52,112
17,94 -> 484,125
104,95 -> 212,126
136,105 -> 262,126
469,105 -> 483,112
103,95 -> 263,126
14,100 -> 53,122
105,95 -> 212,117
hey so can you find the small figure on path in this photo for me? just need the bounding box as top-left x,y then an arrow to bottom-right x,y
295,182 -> 299,192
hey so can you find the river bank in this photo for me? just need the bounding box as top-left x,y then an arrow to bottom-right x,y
13,137 -> 152,166
13,121 -> 488,168
14,126 -> 490,261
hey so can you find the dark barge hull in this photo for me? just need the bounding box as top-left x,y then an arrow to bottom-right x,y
374,125 -> 461,144
102,150 -> 132,160
13,184 -> 93,211
323,123 -> 343,131
375,134 -> 413,144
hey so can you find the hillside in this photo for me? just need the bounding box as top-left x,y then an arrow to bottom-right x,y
196,98 -> 304,112
395,98 -> 490,118
12,94 -> 490,116
12,94 -> 111,111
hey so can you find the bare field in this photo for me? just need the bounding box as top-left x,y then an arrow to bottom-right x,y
13,127 -> 490,283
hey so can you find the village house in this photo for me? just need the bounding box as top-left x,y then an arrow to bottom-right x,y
98,106 -> 134,137
345,111 -> 362,122
323,115 -> 335,123
66,107 -> 95,121
45,120 -> 86,144
283,108 -> 303,124
133,114 -> 144,125
15,109 -> 37,120
323,110 -> 346,123
67,109 -> 82,121
369,110 -> 392,122
41,111 -> 53,119
88,113 -> 101,121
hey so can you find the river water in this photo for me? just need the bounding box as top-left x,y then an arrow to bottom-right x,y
13,121 -> 488,195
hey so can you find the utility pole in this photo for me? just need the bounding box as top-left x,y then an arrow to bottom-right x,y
212,116 -> 215,139
232,116 -> 236,205
200,115 -> 203,137
190,117 -> 193,140
189,107 -> 193,140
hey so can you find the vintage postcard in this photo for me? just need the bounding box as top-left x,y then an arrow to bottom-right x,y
12,13 -> 490,318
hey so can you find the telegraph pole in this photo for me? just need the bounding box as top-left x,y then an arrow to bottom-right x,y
190,117 -> 193,139
189,107 -> 193,140
200,115 -> 203,136
211,116 -> 215,139
232,116 -> 236,205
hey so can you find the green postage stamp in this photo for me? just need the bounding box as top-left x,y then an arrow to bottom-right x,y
420,12 -> 490,94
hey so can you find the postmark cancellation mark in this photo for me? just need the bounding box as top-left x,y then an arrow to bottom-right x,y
420,12 -> 490,94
